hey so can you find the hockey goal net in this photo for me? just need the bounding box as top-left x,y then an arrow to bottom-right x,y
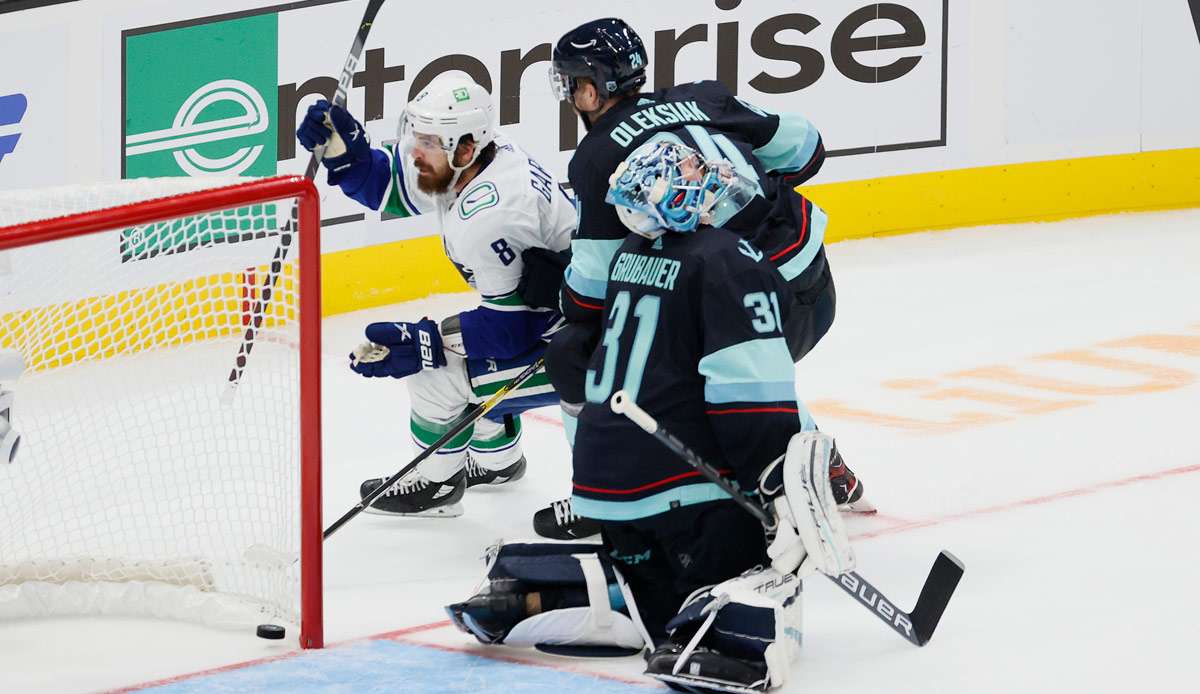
0,176 -> 323,648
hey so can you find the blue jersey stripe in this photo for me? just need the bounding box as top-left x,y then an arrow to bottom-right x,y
566,238 -> 625,300
705,380 -> 796,404
564,266 -> 609,301
571,483 -> 732,521
775,205 -> 828,281
797,399 -> 817,431
562,408 -> 579,448
699,337 -> 795,387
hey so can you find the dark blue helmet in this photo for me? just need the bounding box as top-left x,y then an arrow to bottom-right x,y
551,18 -> 648,101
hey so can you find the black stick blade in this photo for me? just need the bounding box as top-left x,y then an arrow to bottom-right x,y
910,550 -> 965,645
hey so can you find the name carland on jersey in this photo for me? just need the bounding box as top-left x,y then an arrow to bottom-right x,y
610,251 -> 682,291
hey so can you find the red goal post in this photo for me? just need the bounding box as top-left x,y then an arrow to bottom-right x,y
0,176 -> 324,648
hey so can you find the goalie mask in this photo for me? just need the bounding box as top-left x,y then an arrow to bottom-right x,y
398,74 -> 496,192
605,140 -> 758,239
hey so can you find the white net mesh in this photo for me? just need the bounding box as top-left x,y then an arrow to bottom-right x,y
0,177 -> 308,630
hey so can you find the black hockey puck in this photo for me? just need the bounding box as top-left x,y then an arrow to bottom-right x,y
256,624 -> 286,640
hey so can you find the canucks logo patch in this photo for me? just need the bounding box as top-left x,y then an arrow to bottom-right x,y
459,181 -> 500,220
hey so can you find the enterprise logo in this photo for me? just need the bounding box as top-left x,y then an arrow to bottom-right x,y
124,79 -> 269,177
0,94 -> 28,164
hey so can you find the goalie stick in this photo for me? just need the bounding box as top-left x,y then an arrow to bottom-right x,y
225,0 -> 387,394
610,390 -> 963,647
323,356 -> 546,539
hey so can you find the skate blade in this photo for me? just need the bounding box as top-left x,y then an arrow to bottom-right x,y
841,497 -> 878,514
363,502 -> 464,518
468,474 -> 517,488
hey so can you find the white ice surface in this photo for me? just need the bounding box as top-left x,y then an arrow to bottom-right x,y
3,208 -> 1199,693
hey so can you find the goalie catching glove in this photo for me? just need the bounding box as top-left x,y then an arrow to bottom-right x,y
349,319 -> 447,379
758,431 -> 856,578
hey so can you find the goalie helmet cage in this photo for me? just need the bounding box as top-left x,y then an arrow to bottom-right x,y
0,176 -> 324,648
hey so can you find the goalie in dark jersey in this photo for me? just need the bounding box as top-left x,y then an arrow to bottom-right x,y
447,141 -> 856,693
530,17 -> 871,540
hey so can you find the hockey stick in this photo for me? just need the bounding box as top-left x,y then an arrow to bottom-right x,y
323,356 -> 547,539
225,0 -> 386,395
610,391 -> 963,647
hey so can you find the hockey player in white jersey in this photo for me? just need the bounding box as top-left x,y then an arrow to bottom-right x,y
296,75 -> 575,516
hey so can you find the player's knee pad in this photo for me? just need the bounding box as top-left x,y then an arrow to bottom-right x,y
0,389 -> 20,464
647,566 -> 803,692
446,541 -> 650,657
545,323 -> 599,405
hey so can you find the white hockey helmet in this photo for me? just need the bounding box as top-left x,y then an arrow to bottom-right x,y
399,74 -> 495,183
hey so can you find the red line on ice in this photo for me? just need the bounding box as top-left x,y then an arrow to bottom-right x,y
850,461 -> 1200,541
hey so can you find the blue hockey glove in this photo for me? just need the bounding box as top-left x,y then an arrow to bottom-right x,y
295,100 -> 370,179
349,319 -> 447,379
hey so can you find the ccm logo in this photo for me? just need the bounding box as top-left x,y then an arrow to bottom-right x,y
0,94 -> 28,163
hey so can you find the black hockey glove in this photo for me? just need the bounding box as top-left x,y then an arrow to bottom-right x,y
517,247 -> 571,310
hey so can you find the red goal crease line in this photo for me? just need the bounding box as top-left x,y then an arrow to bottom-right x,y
109,458 -> 1200,693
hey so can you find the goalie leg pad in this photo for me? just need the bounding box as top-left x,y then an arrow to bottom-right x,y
445,542 -> 648,656
647,567 -> 803,692
761,431 -> 855,577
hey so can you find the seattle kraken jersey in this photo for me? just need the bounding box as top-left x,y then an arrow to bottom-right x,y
570,227 -> 806,522
562,80 -> 828,324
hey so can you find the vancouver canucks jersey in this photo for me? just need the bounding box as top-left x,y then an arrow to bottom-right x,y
330,133 -> 576,360
562,80 -> 828,325
570,227 -> 814,522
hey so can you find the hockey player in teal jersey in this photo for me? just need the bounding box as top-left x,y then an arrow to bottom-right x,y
446,140 -> 857,693
531,17 -> 870,539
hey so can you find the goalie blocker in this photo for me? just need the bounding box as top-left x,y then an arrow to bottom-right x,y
446,431 -> 853,693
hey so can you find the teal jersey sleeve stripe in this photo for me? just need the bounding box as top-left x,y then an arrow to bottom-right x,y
571,483 -> 732,521
797,398 -> 817,431
566,238 -> 625,299
776,205 -> 828,281
699,337 -> 796,387
705,380 -> 797,404
564,267 -> 609,301
752,112 -> 820,174
561,407 -> 579,448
